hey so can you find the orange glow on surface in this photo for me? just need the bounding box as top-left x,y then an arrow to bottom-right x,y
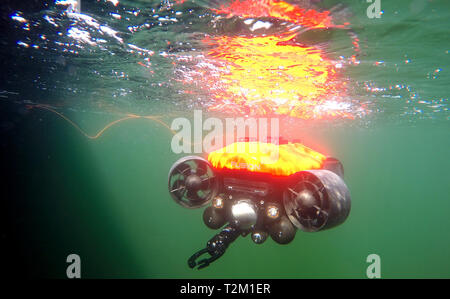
208,142 -> 326,177
212,0 -> 341,29
200,34 -> 352,119
177,0 -> 359,120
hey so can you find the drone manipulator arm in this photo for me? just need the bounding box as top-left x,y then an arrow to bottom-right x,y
188,225 -> 241,270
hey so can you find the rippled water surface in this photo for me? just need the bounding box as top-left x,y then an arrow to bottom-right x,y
1,0 -> 449,278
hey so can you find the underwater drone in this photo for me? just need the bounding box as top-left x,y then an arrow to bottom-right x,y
167,141 -> 351,269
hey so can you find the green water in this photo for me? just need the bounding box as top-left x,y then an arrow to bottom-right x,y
1,0 -> 449,278
15,118 -> 448,278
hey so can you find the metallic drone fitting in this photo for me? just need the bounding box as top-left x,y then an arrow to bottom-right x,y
167,141 -> 351,269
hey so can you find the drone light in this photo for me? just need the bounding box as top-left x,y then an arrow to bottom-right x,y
213,196 -> 225,209
266,205 -> 280,220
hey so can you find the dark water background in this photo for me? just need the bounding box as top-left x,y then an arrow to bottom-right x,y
0,0 -> 449,278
